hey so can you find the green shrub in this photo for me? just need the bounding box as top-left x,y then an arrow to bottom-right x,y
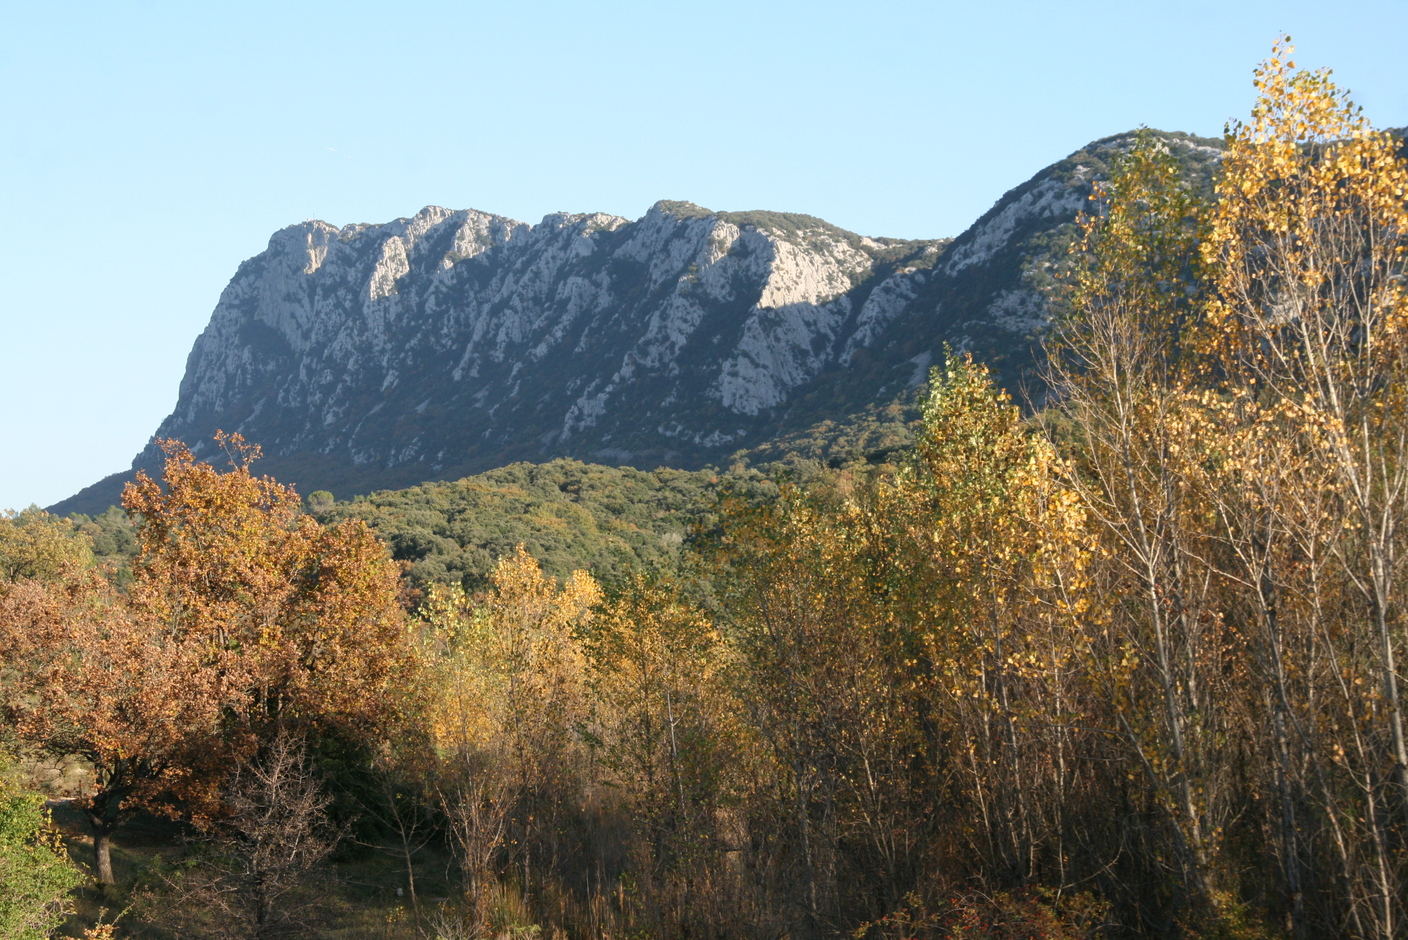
0,777 -> 84,940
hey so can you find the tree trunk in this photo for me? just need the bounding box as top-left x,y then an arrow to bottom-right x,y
82,767 -> 128,891
89,816 -> 117,888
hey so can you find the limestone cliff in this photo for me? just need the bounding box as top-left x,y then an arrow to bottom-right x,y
52,130 -> 1223,514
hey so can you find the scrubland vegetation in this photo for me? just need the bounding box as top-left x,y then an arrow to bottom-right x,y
3,41 -> 1407,939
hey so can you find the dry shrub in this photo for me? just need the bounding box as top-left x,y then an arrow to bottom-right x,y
136,732 -> 338,939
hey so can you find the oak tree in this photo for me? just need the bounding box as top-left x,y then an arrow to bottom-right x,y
0,433 -> 411,888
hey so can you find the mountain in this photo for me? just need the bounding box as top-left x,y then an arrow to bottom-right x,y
51,130 -> 1224,516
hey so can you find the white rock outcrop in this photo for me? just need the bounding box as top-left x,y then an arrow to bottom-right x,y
162,200 -> 967,472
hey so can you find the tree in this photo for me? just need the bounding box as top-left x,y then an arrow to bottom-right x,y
584,572 -> 733,933
1046,130 -> 1235,922
897,354 -> 1091,892
0,506 -> 91,584
139,731 -> 338,940
417,546 -> 598,931
1198,37 -> 1408,938
122,433 -> 412,741
708,358 -> 1093,937
1040,42 -> 1408,937
0,568 -> 239,887
713,470 -> 943,938
1204,35 -> 1408,811
0,433 -> 411,889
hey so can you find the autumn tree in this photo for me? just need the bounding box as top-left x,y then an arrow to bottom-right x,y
0,506 -> 92,583
418,546 -> 598,931
1038,40 -> 1408,937
708,358 -> 1095,937
1044,128 -> 1243,927
1195,38 -> 1408,939
139,731 -> 338,940
1205,34 -> 1408,810
894,354 -> 1092,891
0,433 -> 411,889
123,433 -> 412,742
0,556 -> 238,887
584,571 -> 736,934
713,481 -> 901,937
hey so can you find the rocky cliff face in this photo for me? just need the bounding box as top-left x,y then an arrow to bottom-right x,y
53,130 -> 1224,514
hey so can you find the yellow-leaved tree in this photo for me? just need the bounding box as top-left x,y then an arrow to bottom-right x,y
419,545 -> 598,932
895,353 -> 1092,891
1197,37 -> 1408,939
1046,126 -> 1240,924
583,571 -> 737,934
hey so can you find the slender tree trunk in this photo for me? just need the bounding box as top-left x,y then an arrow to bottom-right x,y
1268,661 -> 1307,937
1250,539 -> 1308,940
256,878 -> 275,940
793,755 -> 820,940
1369,549 -> 1408,830
402,837 -> 421,921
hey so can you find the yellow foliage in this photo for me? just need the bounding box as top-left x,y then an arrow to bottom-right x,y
420,545 -> 599,775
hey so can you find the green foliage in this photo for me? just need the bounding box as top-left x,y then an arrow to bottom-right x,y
318,458 -> 778,590
732,396 -> 923,473
0,506 -> 93,583
66,505 -> 137,585
653,200 -> 714,220
0,504 -> 141,588
60,460 -> 789,596
0,774 -> 83,940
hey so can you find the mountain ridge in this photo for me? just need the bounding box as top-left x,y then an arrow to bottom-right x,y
51,129 -> 1225,517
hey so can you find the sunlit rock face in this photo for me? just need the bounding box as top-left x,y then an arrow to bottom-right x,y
54,130 -> 1224,514
145,201 -> 953,483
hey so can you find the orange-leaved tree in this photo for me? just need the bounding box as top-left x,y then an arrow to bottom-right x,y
0,433 -> 411,888
0,564 -> 241,889
123,433 -> 412,743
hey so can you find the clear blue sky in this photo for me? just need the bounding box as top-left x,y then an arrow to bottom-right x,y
2,0 -> 1405,511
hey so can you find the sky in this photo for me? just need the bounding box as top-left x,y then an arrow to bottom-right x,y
2,0 -> 1406,511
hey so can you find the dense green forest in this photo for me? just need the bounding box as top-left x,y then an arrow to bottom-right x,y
311,460 -> 770,591
3,42 -> 1408,940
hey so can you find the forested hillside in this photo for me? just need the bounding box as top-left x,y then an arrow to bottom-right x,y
312,459 -> 777,590
3,42 -> 1408,940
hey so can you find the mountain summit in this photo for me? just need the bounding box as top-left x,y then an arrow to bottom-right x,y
52,131 -> 1224,515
